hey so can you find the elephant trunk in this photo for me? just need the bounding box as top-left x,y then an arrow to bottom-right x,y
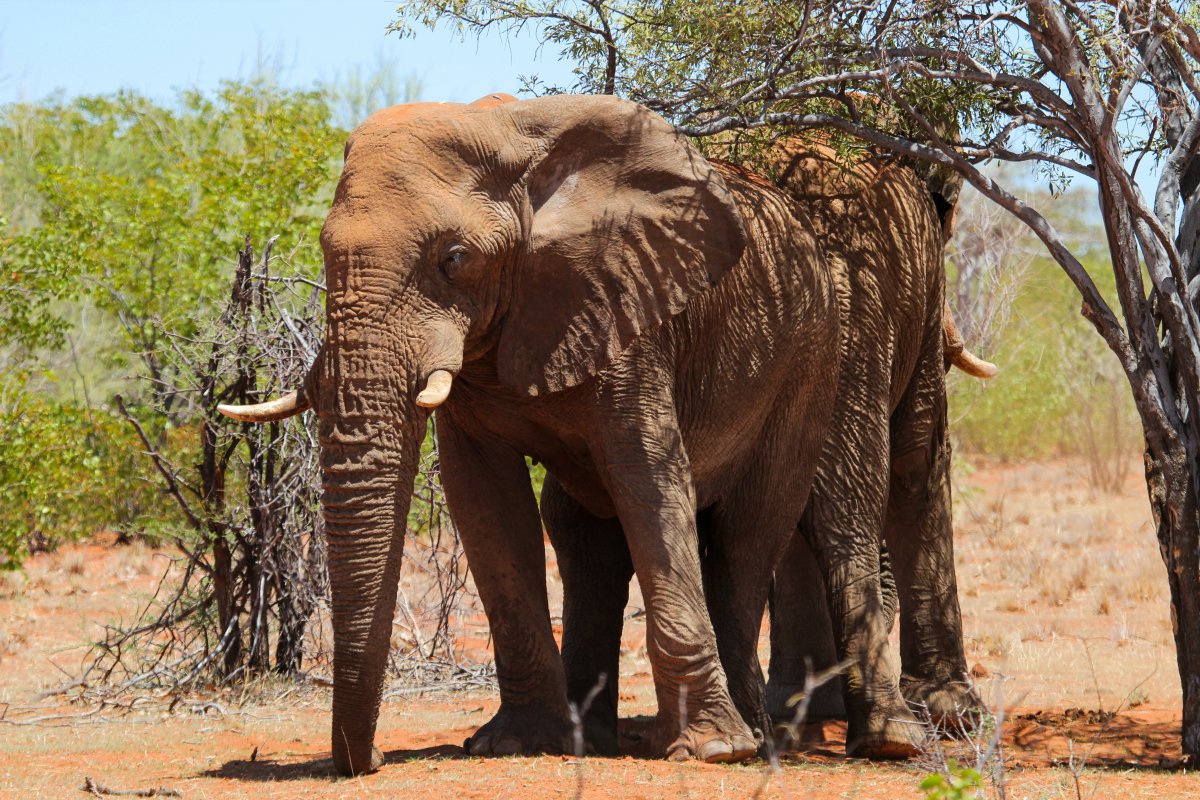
215,308 -> 463,776
320,319 -> 462,776
320,337 -> 426,777
323,445 -> 418,776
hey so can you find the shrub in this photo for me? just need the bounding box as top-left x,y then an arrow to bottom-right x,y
0,374 -> 176,569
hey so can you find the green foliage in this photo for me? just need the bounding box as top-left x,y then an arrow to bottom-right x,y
1,82 -> 343,364
390,2 -> 995,159
0,375 -> 182,569
0,81 -> 347,569
920,760 -> 985,800
950,253 -> 1090,458
948,186 -> 1140,463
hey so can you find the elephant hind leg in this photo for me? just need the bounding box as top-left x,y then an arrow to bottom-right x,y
703,371 -> 837,753
766,532 -> 846,724
541,475 -> 633,756
885,339 -> 979,726
803,493 -> 923,759
702,496 -> 805,750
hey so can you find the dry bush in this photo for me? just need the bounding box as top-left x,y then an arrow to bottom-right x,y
0,570 -> 25,598
946,189 -> 1034,361
61,551 -> 86,576
59,239 -> 489,709
1058,331 -> 1141,494
916,677 -> 1010,800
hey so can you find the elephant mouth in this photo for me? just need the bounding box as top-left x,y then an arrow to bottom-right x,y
217,330 -> 464,423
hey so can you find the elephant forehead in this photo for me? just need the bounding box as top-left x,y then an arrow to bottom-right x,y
322,194 -> 463,254
347,113 -> 529,185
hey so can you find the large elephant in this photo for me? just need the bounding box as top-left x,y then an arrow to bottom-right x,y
545,143 -> 994,759
219,93 -> 843,774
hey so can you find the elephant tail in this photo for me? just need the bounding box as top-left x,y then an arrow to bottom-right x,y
943,304 -> 999,379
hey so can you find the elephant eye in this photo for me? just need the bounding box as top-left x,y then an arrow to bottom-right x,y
441,244 -> 468,278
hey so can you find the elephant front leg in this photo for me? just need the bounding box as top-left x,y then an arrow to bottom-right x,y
437,418 -> 572,756
541,475 -> 633,756
597,418 -> 756,763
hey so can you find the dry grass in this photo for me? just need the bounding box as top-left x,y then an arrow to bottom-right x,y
59,552 -> 86,576
954,456 -> 1175,712
0,570 -> 25,599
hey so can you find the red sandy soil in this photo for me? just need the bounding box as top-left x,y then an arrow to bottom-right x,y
1,458 -> 1197,799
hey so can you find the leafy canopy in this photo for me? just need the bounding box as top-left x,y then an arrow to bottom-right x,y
0,81 -> 346,567
390,1 -> 995,149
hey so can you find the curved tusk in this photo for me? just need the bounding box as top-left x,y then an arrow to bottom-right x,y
942,303 -> 998,379
415,370 -> 454,409
952,349 -> 1000,379
217,391 -> 309,423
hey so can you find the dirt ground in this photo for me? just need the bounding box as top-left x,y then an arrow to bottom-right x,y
1,458 -> 1196,799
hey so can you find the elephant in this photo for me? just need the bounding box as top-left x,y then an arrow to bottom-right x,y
763,147 -> 991,736
218,93 -> 845,774
544,142 -> 995,759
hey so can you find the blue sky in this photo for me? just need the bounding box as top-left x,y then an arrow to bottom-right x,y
0,0 -> 576,106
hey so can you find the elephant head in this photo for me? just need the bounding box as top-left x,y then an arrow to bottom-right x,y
219,94 -> 746,775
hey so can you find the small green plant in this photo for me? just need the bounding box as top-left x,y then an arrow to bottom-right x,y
920,760 -> 985,800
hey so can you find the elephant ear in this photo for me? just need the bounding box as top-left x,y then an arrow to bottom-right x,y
495,95 -> 747,396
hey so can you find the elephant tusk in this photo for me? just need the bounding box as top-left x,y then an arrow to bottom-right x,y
943,304 -> 999,379
217,391 -> 309,422
951,349 -> 1000,379
415,370 -> 454,408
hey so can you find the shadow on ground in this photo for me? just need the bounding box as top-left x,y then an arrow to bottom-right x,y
778,709 -> 1189,771
203,708 -> 1189,782
204,744 -> 468,781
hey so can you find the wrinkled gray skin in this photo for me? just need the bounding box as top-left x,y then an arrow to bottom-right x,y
546,146 -> 980,759
765,539 -> 898,725
223,94 -> 842,775
764,149 -> 979,743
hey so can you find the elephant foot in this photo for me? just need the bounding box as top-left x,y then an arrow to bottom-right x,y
662,712 -> 760,763
333,744 -> 384,777
845,706 -> 924,760
582,714 -> 620,757
766,677 -> 846,723
464,704 -> 572,757
902,675 -> 983,731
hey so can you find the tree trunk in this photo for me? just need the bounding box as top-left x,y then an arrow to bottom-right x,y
1144,442 -> 1200,759
212,536 -> 242,675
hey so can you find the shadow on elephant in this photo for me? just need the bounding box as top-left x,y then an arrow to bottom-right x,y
545,144 -> 995,760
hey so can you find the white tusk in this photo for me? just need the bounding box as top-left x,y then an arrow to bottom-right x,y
415,370 -> 454,408
217,391 -> 308,422
952,350 -> 1000,379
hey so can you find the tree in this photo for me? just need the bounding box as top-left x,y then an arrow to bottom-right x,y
395,0 -> 1200,759
89,238 -> 326,683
